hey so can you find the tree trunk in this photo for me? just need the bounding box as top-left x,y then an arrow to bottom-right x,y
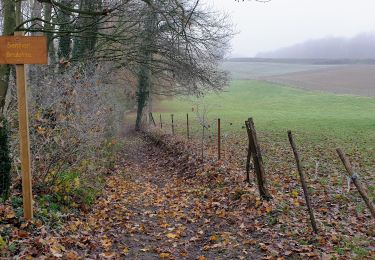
31,0 -> 42,35
57,0 -> 73,64
0,119 -> 11,200
0,0 -> 16,113
0,0 -> 16,201
135,6 -> 156,130
135,62 -> 151,131
72,0 -> 101,60
43,2 -> 56,64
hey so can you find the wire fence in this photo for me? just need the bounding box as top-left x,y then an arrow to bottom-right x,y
147,111 -> 375,227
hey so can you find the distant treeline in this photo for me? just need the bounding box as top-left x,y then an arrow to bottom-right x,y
225,58 -> 375,65
254,33 -> 375,60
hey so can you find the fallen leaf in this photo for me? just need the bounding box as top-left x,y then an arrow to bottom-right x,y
210,235 -> 218,242
159,252 -> 171,258
166,233 -> 177,239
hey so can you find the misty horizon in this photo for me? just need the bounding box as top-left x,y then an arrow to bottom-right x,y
203,0 -> 375,58
255,32 -> 375,59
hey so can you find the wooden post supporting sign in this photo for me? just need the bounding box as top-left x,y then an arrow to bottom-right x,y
0,33 -> 48,220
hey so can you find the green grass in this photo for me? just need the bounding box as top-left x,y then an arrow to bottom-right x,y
157,80 -> 375,155
221,62 -> 332,80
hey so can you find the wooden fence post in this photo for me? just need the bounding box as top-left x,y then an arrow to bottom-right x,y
187,113 -> 190,139
160,114 -> 162,129
218,118 -> 221,160
245,118 -> 272,200
336,148 -> 375,218
201,125 -> 205,160
245,121 -> 252,183
288,131 -> 319,234
149,112 -> 156,127
171,114 -> 174,135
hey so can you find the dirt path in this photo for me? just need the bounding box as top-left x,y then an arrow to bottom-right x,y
60,132 -> 262,259
27,126 -> 373,259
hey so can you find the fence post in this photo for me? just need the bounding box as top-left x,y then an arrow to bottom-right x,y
336,148 -> 375,218
160,114 -> 163,129
171,114 -> 174,135
245,122 -> 252,183
187,113 -> 190,139
149,112 -> 156,127
218,118 -> 221,160
245,118 -> 272,200
288,131 -> 319,234
201,125 -> 205,160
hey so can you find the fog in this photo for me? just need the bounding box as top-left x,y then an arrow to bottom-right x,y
256,33 -> 375,59
203,0 -> 375,58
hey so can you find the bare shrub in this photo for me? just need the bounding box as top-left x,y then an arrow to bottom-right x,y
6,63 -> 126,195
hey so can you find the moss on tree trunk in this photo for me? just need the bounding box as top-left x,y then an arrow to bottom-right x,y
0,118 -> 11,200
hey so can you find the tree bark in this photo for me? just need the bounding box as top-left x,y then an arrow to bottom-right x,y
135,5 -> 156,130
57,0 -> 73,63
31,0 -> 42,35
43,2 -> 56,63
135,62 -> 151,131
0,0 -> 16,114
72,0 -> 101,60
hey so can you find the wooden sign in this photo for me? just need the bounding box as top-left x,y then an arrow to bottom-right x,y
1,32 -> 49,220
0,35 -> 47,64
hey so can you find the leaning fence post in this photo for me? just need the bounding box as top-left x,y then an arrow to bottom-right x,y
336,148 -> 375,219
218,118 -> 221,160
171,114 -> 174,135
149,112 -> 156,127
288,131 -> 319,234
245,118 -> 272,200
187,113 -> 190,139
160,114 -> 163,129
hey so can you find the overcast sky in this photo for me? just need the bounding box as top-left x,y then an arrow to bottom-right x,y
202,0 -> 375,57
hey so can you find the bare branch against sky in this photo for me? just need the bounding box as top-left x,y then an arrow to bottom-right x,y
203,0 -> 375,57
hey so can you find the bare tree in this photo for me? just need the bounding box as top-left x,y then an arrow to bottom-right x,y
1,1 -> 233,193
14,1 -> 232,130
132,1 -> 233,129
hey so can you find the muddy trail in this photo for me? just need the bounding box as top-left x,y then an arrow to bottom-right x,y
56,131 -> 263,259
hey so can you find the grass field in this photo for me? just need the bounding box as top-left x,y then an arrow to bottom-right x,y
153,78 -> 375,258
221,61 -> 335,79
264,64 -> 375,97
157,80 -> 375,162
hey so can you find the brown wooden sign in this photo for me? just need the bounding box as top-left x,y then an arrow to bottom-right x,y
0,36 -> 48,64
1,33 -> 49,220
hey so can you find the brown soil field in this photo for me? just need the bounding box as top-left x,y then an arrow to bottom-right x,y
262,65 -> 375,97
